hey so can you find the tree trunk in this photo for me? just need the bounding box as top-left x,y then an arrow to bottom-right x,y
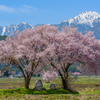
25,78 -> 31,89
47,79 -> 50,83
59,68 -> 69,90
61,78 -> 69,90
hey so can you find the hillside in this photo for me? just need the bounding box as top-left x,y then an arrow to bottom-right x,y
0,36 -> 7,41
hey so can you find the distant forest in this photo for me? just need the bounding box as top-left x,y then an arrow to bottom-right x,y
0,36 -> 7,41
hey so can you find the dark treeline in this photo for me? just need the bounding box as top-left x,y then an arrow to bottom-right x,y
0,36 -> 7,41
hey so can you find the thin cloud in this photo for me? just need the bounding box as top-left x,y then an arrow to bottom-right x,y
19,4 -> 39,13
0,5 -> 15,13
0,5 -> 39,14
22,4 -> 34,9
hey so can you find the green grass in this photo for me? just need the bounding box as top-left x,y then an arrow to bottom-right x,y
73,97 -> 79,100
80,89 -> 100,94
72,76 -> 100,84
0,88 -> 79,95
0,76 -> 100,99
0,78 -> 24,83
43,83 -> 51,88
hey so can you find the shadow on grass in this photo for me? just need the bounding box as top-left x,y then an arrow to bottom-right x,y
0,88 -> 79,95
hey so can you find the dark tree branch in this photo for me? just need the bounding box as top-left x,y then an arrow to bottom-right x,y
17,65 -> 26,80
19,58 -> 25,68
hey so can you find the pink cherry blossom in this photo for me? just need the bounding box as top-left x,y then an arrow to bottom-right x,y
0,25 -> 58,89
72,72 -> 80,75
45,26 -> 100,90
42,70 -> 58,82
0,25 -> 100,90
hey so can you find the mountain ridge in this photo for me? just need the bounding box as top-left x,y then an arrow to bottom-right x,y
1,11 -> 100,39
0,22 -> 34,36
55,11 -> 100,39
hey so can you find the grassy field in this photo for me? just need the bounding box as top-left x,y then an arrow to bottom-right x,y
0,76 -> 100,100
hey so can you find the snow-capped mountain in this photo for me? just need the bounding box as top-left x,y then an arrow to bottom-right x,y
56,11 -> 100,39
59,11 -> 100,27
0,22 -> 34,36
1,11 -> 100,39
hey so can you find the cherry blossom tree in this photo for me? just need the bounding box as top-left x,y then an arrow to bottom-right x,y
42,70 -> 58,83
72,72 -> 80,79
72,72 -> 80,75
0,71 -> 3,77
45,26 -> 100,90
0,24 -> 100,91
0,25 -> 58,89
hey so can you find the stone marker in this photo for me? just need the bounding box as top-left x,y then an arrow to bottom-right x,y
74,75 -> 78,79
33,80 -> 46,90
50,83 -> 56,90
35,80 -> 43,87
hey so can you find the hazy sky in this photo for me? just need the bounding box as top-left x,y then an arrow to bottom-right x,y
0,0 -> 100,27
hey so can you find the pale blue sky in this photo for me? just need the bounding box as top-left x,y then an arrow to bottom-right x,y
0,0 -> 100,27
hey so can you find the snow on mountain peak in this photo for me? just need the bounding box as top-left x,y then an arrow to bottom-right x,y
61,11 -> 100,27
21,22 -> 27,24
2,27 -> 6,36
47,24 -> 50,25
17,22 -> 27,26
0,22 -> 34,36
